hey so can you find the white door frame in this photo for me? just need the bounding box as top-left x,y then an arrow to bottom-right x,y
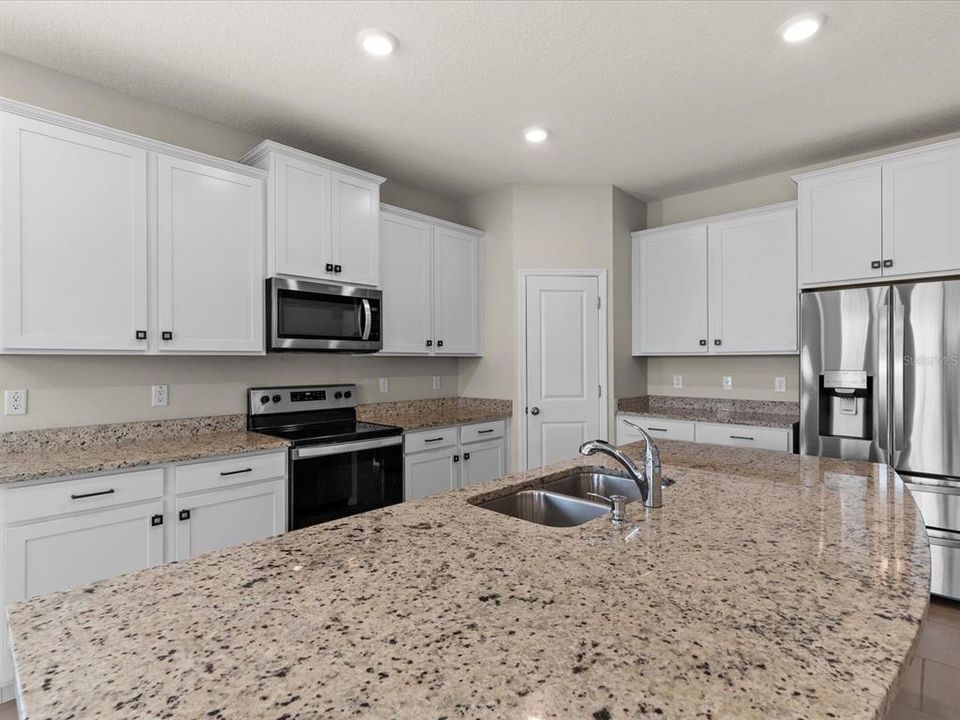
518,268 -> 609,470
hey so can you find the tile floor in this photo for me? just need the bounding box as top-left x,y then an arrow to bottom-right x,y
0,599 -> 955,719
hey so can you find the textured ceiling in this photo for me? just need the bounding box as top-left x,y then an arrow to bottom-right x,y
1,0 -> 958,201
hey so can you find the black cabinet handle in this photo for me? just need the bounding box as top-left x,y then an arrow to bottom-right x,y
437,340 -> 444,348
70,488 -> 115,500
883,259 -> 893,268
463,453 -> 470,460
699,339 -> 707,346
161,331 -> 173,341
424,437 -> 444,443
135,330 -> 147,340
179,509 -> 191,521
426,340 -> 433,347
334,264 -> 342,274
453,454 -> 460,463
871,260 -> 882,269
478,429 -> 494,434
730,435 -> 755,441
326,263 -> 334,272
648,427 -> 668,432
220,467 -> 253,476
151,514 -> 164,527
714,339 -> 722,346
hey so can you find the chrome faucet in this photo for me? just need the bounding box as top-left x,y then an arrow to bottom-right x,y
579,422 -> 663,508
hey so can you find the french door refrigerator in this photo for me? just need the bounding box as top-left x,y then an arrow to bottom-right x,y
800,279 -> 960,600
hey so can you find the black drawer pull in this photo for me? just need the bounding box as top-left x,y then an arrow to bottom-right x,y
463,453 -> 470,460
437,340 -> 444,347
883,259 -> 893,268
730,435 -> 755,441
326,263 -> 334,272
334,264 -> 342,274
220,468 -> 253,476
151,514 -> 164,527
477,429 -> 495,434
424,437 -> 444,443
647,427 -> 668,432
699,339 -> 707,346
161,331 -> 173,341
179,509 -> 191,521
453,454 -> 460,463
871,260 -> 882,269
135,330 -> 147,340
71,489 -> 115,500
426,340 -> 433,347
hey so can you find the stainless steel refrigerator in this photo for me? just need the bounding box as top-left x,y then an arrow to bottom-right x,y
801,279 -> 960,600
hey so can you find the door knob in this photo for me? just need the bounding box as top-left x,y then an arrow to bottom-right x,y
530,407 -> 540,416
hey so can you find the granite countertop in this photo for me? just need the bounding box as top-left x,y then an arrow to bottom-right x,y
618,395 -> 799,429
7,440 -> 929,719
357,396 -> 511,431
0,415 -> 288,484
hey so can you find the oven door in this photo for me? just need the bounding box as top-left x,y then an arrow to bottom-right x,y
289,436 -> 403,530
268,277 -> 381,352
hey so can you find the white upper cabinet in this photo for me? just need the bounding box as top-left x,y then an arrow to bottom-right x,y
241,141 -> 385,287
0,100 -> 267,355
380,211 -> 433,353
157,154 -> 264,354
0,112 -> 149,352
795,139 -> 960,287
633,202 -> 798,356
378,205 -> 483,356
882,144 -> 960,278
634,224 -> 709,354
708,206 -> 798,353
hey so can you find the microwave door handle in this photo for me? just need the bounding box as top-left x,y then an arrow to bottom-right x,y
361,299 -> 372,341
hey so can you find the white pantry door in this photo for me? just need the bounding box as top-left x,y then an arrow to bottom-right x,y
525,274 -> 602,470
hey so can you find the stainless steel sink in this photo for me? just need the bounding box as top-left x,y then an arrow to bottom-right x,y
543,469 -> 642,502
476,490 -> 610,527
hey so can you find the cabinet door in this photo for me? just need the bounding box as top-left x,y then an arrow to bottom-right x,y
157,155 -> 265,353
432,227 -> 480,355
379,211 -> 433,354
273,153 -> 332,279
331,172 -> 380,286
461,439 -> 506,488
1,501 -> 163,687
174,478 -> 285,561
797,166 -> 882,285
882,144 -> 960,278
634,225 -> 709,354
404,448 -> 460,500
0,113 -> 148,351
708,207 -> 798,353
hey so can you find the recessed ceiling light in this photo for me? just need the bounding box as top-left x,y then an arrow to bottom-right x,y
524,126 -> 549,144
779,12 -> 826,43
358,28 -> 397,57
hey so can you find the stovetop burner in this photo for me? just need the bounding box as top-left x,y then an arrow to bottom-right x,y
257,420 -> 401,447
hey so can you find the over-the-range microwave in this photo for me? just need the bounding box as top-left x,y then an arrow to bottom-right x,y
266,277 -> 382,353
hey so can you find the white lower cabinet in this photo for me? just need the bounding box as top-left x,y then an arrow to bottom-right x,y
617,413 -> 792,452
0,450 -> 287,699
403,420 -> 507,499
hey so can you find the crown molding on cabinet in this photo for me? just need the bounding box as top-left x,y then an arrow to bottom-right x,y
0,96 -> 267,180
632,201 -> 797,239
791,138 -> 960,183
240,140 -> 386,186
379,203 -> 484,237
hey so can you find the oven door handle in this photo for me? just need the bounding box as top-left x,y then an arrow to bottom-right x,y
292,435 -> 401,460
360,299 -> 373,341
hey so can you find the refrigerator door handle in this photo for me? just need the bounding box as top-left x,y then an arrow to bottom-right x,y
878,289 -> 890,461
892,290 -> 905,460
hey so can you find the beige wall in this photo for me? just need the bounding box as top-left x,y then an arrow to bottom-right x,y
643,130 -> 960,402
0,53 -> 461,431
611,187 -> 647,403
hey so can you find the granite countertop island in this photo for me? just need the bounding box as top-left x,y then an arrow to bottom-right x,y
618,395 -> 799,429
7,440 -> 929,719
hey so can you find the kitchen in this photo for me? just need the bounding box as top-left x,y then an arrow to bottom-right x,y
0,2 -> 958,719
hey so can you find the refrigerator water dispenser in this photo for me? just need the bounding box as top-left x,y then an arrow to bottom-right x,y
819,370 -> 872,440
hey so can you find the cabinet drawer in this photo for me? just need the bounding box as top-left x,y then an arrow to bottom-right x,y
174,451 -> 286,495
404,427 -> 459,454
3,468 -> 164,524
460,420 -> 505,444
617,415 -> 695,444
695,423 -> 790,451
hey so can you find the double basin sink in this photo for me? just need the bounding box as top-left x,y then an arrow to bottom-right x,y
476,469 -> 641,527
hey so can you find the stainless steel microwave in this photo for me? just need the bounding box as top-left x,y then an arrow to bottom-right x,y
266,277 -> 382,352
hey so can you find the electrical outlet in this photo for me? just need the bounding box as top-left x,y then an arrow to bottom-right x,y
672,374 -> 683,389
4,389 -> 27,415
775,376 -> 787,393
152,385 -> 168,408
379,377 -> 389,394
722,376 -> 733,390
433,376 -> 441,390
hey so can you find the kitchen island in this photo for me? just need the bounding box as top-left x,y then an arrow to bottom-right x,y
6,440 -> 929,719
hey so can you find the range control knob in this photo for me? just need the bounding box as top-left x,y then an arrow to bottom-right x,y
259,396 -> 270,405
343,390 -> 352,399
334,391 -> 343,399
272,394 -> 282,403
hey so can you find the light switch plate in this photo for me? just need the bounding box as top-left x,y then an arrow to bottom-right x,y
774,377 -> 787,393
4,389 -> 27,415
433,376 -> 441,390
379,377 -> 389,394
673,374 -> 683,389
151,385 -> 168,408
722,376 -> 733,390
